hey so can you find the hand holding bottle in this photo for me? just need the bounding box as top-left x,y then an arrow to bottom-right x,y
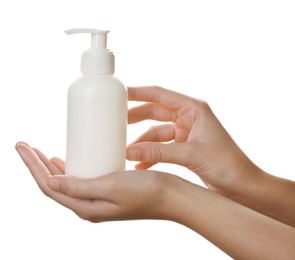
15,142 -> 295,259
15,142 -> 179,222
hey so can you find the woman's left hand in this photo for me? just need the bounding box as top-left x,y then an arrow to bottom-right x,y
15,142 -> 183,222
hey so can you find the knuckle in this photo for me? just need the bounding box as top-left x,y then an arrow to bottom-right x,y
151,85 -> 162,91
151,86 -> 164,101
196,99 -> 211,115
72,184 -> 80,198
149,144 -> 163,162
148,125 -> 162,141
199,99 -> 210,109
65,180 -> 80,198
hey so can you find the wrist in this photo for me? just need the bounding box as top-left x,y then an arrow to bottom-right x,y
162,174 -> 204,224
146,172 -> 187,221
223,156 -> 267,206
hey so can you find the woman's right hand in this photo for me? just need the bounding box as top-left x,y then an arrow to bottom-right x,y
127,86 -> 262,196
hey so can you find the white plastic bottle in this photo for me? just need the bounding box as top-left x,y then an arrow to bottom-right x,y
65,28 -> 127,178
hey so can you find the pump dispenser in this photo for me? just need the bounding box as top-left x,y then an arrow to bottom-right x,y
65,29 -> 114,74
65,28 -> 127,178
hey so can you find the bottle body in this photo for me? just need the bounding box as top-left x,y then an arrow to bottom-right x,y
66,74 -> 127,178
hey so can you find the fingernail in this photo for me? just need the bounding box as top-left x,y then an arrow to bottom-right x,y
15,141 -> 30,148
127,148 -> 141,160
48,177 -> 60,191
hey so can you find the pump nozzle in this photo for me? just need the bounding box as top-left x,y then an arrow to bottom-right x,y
65,28 -> 114,74
65,28 -> 109,50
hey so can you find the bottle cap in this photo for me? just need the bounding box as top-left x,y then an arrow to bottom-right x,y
65,28 -> 114,74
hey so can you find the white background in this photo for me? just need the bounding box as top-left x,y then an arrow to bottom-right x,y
1,0 -> 294,259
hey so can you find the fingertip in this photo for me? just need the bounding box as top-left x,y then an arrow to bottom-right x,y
15,141 -> 30,149
135,163 -> 147,170
135,163 -> 143,170
135,162 -> 154,170
126,147 -> 141,161
51,157 -> 65,174
15,142 -> 34,162
127,116 -> 135,125
51,157 -> 64,164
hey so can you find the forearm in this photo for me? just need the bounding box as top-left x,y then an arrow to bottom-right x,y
227,165 -> 295,227
167,178 -> 295,259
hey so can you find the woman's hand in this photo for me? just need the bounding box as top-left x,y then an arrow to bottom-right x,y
127,86 -> 262,196
16,142 -> 295,259
127,86 -> 295,228
15,142 -> 180,222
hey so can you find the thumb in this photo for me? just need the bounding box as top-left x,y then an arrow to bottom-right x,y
47,175 -> 110,200
127,142 -> 196,167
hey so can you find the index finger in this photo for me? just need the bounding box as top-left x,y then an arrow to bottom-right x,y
128,86 -> 192,110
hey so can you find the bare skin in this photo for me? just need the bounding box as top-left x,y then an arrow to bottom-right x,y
16,86 -> 295,259
127,86 -> 295,227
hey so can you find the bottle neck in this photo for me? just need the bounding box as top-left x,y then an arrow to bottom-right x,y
81,50 -> 115,74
